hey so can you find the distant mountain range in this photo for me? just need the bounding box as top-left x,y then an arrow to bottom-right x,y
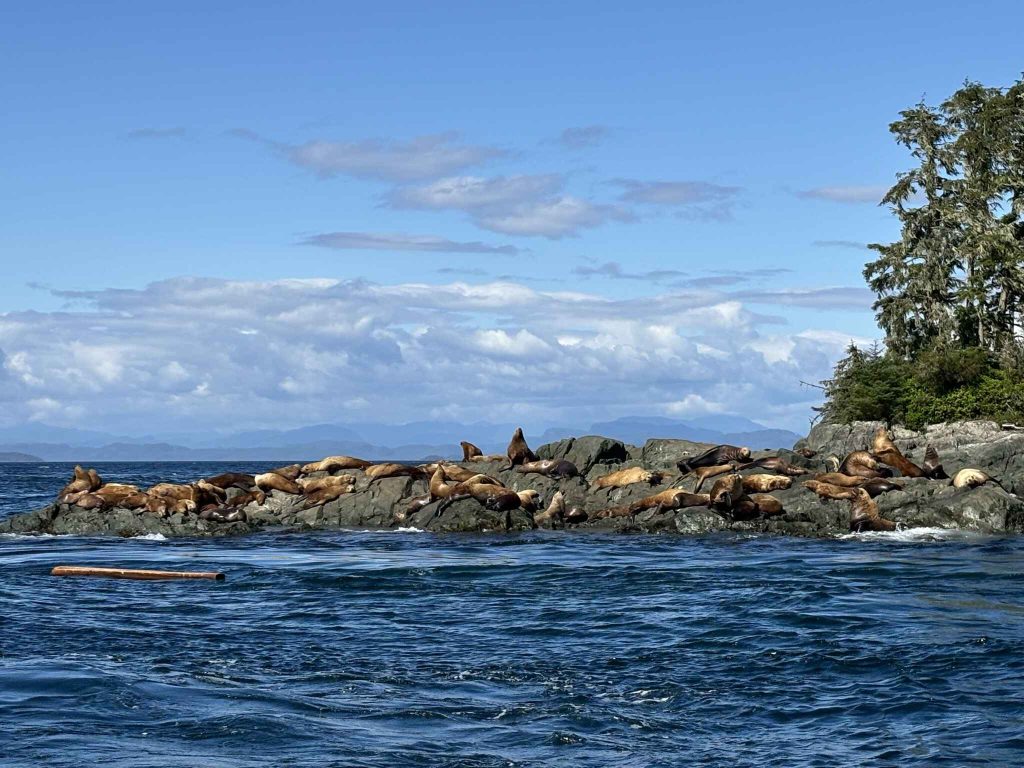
0,417 -> 802,462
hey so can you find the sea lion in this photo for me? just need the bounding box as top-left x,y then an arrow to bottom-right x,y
628,489 -> 710,515
565,506 -> 588,524
199,508 -> 247,524
732,493 -> 785,520
300,474 -> 357,493
254,472 -> 303,495
460,441 -> 483,461
364,463 -> 425,482
708,473 -> 745,512
812,473 -> 903,496
195,480 -> 227,501
515,459 -> 579,478
144,495 -> 170,517
951,468 -> 1005,491
203,472 -> 256,490
839,451 -> 892,479
862,478 -> 904,497
301,456 -> 373,474
849,488 -> 899,532
870,427 -> 925,477
517,489 -> 543,513
592,467 -> 664,489
691,463 -> 738,492
505,427 -> 538,469
59,465 -> 103,499
269,464 -> 303,482
439,464 -> 486,483
435,482 -> 523,514
73,492 -> 105,510
224,489 -> 266,508
802,480 -> 860,501
676,445 -> 751,474
741,474 -> 792,493
796,447 -> 817,459
740,456 -> 809,476
302,475 -> 357,507
534,491 -> 565,529
923,445 -> 949,480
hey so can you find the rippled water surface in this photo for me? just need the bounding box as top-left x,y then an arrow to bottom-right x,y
3,463 -> 1024,766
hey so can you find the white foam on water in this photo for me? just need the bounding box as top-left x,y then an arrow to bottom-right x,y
131,533 -> 168,541
839,526 -> 991,543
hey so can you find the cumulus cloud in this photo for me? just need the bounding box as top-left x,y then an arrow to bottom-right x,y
797,185 -> 888,204
389,174 -> 633,238
0,277 -> 869,433
299,231 -> 521,255
555,125 -> 608,149
126,127 -> 186,140
612,179 -> 741,220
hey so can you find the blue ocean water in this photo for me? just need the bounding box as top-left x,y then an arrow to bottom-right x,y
2,463 -> 1024,767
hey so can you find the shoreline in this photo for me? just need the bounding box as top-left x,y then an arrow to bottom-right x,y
3,422 -> 1023,539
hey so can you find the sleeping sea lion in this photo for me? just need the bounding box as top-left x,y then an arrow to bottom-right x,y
952,468 -> 1005,491
534,491 -> 565,529
564,506 -> 588,524
812,473 -> 903,496
224,489 -> 266,508
740,456 -> 809,476
691,463 -> 738,492
870,427 -> 924,477
301,456 -> 373,474
676,445 -> 751,474
200,508 -> 247,524
203,472 -> 255,490
849,488 -> 899,532
802,480 -> 860,501
364,463 -> 426,482
254,472 -> 303,495
732,493 -> 785,520
741,474 -> 792,493
592,467 -> 664,489
269,464 -> 303,482
515,459 -> 579,478
505,427 -> 538,469
630,489 -> 710,514
839,451 -> 892,479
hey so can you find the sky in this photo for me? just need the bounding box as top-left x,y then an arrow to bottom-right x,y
1,1 -> 1022,436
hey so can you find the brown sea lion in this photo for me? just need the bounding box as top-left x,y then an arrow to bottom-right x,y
254,471 -> 303,495
796,447 -> 817,459
676,445 -> 751,474
515,459 -> 579,478
740,457 -> 809,476
364,463 -> 425,482
302,475 -> 357,507
195,480 -> 227,500
73,492 -> 105,510
301,456 -> 373,474
802,480 -> 860,501
708,473 -> 745,511
923,445 -> 949,480
839,451 -> 892,479
460,441 -> 483,461
732,493 -> 785,520
203,472 -> 256,490
565,506 -> 588,524
813,472 -> 867,487
224,489 -> 266,508
870,427 -> 925,478
148,483 -> 197,502
951,468 -> 1005,491
59,465 -> 103,499
534,491 -> 565,529
438,464 -> 486,483
300,474 -> 357,493
144,495 -> 170,517
435,482 -> 523,514
269,464 -> 303,482
629,489 -> 710,514
849,488 -> 899,532
592,467 -> 664,489
861,478 -> 904,497
691,463 -> 738,492
505,427 -> 538,469
517,489 -> 543,513
741,474 -> 792,493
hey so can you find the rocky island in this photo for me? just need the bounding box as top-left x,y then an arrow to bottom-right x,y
2,421 -> 1022,539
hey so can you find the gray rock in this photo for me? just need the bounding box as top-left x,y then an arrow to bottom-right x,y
536,435 -> 629,474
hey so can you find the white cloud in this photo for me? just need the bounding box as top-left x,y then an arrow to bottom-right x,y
389,174 -> 633,238
797,185 -> 888,204
300,231 -> 521,255
0,276 -> 872,433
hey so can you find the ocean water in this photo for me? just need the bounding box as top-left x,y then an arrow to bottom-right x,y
2,463 -> 1024,766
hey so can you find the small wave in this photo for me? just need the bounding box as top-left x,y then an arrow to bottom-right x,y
839,526 -> 991,543
131,533 -> 168,541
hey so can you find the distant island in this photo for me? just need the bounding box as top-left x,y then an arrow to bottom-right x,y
0,452 -> 44,462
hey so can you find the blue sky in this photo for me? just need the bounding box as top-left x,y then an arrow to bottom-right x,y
1,1 -> 1021,435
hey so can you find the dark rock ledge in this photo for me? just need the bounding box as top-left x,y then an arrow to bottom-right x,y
3,426 -> 1023,539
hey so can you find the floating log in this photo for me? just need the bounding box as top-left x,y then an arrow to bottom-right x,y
51,565 -> 225,581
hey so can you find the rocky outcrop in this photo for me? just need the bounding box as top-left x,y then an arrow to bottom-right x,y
4,423 -> 1024,539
